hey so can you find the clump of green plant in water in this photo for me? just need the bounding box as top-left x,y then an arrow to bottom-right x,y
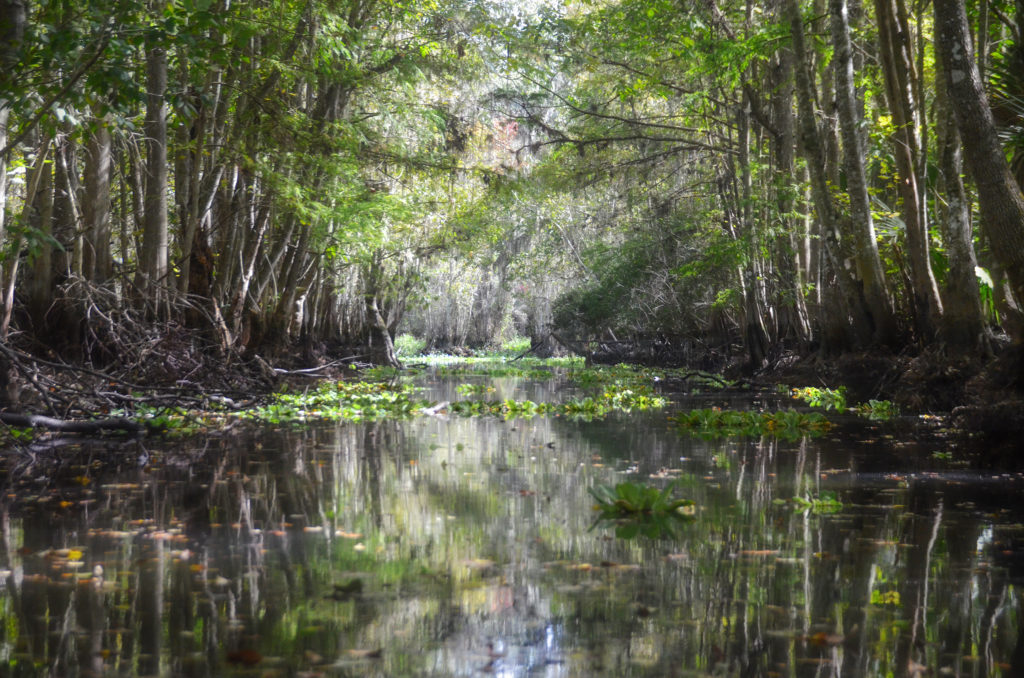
246,381 -> 426,423
792,386 -> 848,411
362,365 -> 398,380
445,384 -> 667,421
781,491 -> 843,514
589,480 -> 696,539
568,363 -> 734,391
856,399 -> 899,420
448,399 -> 556,419
437,364 -> 555,380
118,404 -> 208,435
791,385 -> 901,421
672,408 -> 832,439
455,383 -> 495,396
600,382 -> 667,411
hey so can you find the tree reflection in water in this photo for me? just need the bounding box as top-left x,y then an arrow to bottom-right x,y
0,391 -> 1023,677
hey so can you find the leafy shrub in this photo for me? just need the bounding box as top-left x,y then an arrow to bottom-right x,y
499,335 -> 532,355
791,386 -> 848,411
394,333 -> 427,357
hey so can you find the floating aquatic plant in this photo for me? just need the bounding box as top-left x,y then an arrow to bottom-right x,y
856,399 -> 899,421
589,481 -> 696,539
455,383 -> 497,396
792,386 -> 848,411
783,491 -> 843,514
672,408 -> 832,439
246,381 -> 426,423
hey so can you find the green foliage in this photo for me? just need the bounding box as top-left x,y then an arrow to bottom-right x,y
123,405 -> 206,436
857,399 -> 899,421
395,333 -> 427,358
791,386 -> 848,411
588,480 -> 696,539
446,384 -> 668,421
455,383 -> 495,396
792,386 -> 899,420
437,364 -> 556,379
871,589 -> 901,606
246,382 -> 426,423
976,267 -> 999,322
672,408 -> 832,440
499,335 -> 532,355
784,491 -> 843,514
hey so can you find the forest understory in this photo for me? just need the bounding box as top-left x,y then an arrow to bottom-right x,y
2,302 -> 1022,437
3,0 -> 1024,438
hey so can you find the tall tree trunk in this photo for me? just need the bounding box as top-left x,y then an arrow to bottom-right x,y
364,253 -> 399,367
830,0 -> 900,346
26,144 -> 54,330
52,134 -> 80,283
139,1 -> 169,310
738,95 -> 770,368
83,119 -> 113,282
769,6 -> 813,346
933,0 -> 1024,337
934,46 -> 988,350
786,0 -> 877,349
875,0 -> 944,339
0,0 -> 26,296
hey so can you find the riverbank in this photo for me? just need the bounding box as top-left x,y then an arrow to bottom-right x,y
0,328 -> 1021,436
763,344 -> 1024,434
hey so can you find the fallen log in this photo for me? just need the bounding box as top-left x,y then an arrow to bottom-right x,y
0,412 -> 145,435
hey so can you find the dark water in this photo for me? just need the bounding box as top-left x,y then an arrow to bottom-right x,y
1,373 -> 1023,677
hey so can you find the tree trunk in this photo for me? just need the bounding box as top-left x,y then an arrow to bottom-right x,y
26,143 -> 54,329
830,0 -> 900,345
875,0 -> 944,339
769,9 -> 813,346
933,0 -> 1024,336
786,0 -> 877,349
139,1 -> 169,309
364,254 -> 400,367
83,119 -> 113,282
934,45 -> 988,350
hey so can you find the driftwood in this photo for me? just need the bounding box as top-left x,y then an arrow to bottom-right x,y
0,412 -> 145,434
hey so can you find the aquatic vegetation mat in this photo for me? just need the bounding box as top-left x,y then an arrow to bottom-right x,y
791,385 -> 899,420
237,378 -> 668,424
245,381 -> 425,422
671,408 -> 832,439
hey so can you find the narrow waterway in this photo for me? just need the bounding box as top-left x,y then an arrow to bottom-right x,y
0,371 -> 1021,677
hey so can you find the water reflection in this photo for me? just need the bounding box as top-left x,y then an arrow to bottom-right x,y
0,379 -> 1022,677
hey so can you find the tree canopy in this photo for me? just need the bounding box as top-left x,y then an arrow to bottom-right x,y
0,0 -> 1022,379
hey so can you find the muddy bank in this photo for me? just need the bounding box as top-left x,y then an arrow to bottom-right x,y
762,344 -> 1024,434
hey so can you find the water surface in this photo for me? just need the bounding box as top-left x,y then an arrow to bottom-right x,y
1,372 -> 1022,677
